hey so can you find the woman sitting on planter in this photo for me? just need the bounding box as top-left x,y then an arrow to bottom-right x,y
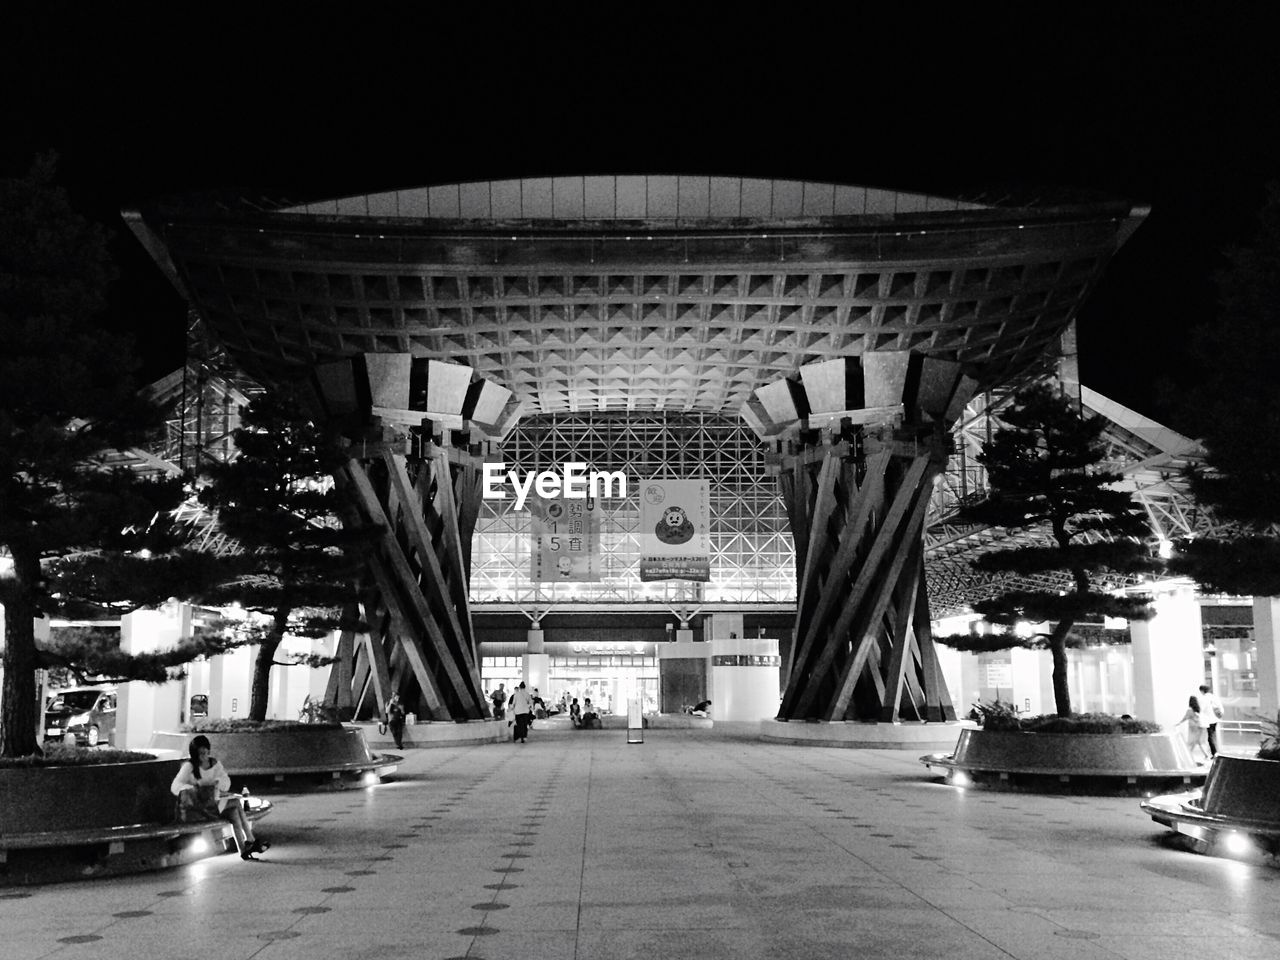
171,734 -> 269,860
1177,695 -> 1211,765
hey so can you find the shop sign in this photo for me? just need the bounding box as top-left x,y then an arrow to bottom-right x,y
983,653 -> 1014,689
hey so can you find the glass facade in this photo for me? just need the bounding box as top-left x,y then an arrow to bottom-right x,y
469,412 -> 796,606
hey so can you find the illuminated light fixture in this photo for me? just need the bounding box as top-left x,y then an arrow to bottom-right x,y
1014,620 -> 1034,639
190,836 -> 210,854
1157,539 -> 1174,559
949,770 -> 971,787
1221,832 -> 1251,856
361,772 -> 380,787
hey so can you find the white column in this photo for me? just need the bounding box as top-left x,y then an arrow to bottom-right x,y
523,627 -> 549,699
118,602 -> 189,748
1253,596 -> 1280,719
709,637 -> 780,720
209,643 -> 254,719
1130,581 -> 1203,729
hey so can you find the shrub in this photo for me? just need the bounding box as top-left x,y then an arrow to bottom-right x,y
0,745 -> 155,768
182,718 -> 343,733
970,700 -> 1161,734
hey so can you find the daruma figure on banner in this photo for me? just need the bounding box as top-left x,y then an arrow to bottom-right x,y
656,505 -> 695,544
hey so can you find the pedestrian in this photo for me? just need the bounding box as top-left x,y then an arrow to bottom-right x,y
569,697 -> 582,728
581,697 -> 599,729
1178,695 -> 1210,763
509,682 -> 535,742
1198,683 -> 1224,757
385,693 -> 407,750
491,683 -> 507,721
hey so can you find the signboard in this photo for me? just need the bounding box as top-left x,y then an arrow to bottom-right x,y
982,654 -> 1014,689
638,480 -> 711,582
529,494 -> 602,581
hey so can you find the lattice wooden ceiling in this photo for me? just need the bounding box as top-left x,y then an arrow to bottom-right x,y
126,178 -> 1145,418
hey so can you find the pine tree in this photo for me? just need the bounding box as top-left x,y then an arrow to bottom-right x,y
0,156 -> 213,757
196,387 -> 371,721
952,384 -> 1160,716
1170,184 -> 1280,595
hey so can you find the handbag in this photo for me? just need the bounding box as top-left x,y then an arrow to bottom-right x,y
377,719 -> 388,735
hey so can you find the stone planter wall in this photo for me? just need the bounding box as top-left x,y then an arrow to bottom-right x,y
950,727 -> 1198,774
150,727 -> 376,774
0,757 -> 182,837
1199,755 -> 1280,823
761,719 -> 963,750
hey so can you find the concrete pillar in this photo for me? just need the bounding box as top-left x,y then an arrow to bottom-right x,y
209,643 -> 253,720
708,637 -> 781,720
523,627 -> 549,699
117,602 -> 189,749
1253,596 -> 1280,719
1130,581 -> 1203,729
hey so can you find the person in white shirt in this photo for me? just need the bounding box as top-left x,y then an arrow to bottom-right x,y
1198,684 -> 1225,757
171,734 -> 267,860
509,682 -> 535,743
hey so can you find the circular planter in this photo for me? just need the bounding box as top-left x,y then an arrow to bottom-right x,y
149,725 -> 398,787
762,719 -> 961,750
920,727 -> 1205,794
357,718 -> 507,749
1142,755 -> 1280,860
0,755 -> 181,837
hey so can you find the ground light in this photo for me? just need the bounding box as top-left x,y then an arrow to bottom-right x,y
948,770 -> 971,788
1219,832 -> 1252,857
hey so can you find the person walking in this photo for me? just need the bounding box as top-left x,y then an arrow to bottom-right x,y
385,693 -> 407,750
509,682 -> 535,743
1198,683 -> 1225,757
1178,695 -> 1210,764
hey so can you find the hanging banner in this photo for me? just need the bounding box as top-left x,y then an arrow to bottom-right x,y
529,494 -> 602,581
638,479 -> 711,582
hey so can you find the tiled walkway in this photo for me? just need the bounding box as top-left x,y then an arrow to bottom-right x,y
4,726 -> 1277,960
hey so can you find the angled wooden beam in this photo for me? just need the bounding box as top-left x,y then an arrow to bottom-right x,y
786,452 -> 903,717
791,455 -> 930,718
827,473 -> 936,719
879,536 -> 925,722
384,451 -> 473,676
345,457 -> 479,714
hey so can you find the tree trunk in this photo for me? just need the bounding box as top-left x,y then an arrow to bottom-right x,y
248,621 -> 286,721
1,553 -> 42,757
1047,620 -> 1074,717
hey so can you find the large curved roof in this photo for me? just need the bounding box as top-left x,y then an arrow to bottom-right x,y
277,175 -> 992,221
126,176 -> 1145,419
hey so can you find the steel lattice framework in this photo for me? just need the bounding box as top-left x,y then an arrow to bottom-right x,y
471,412 -> 795,608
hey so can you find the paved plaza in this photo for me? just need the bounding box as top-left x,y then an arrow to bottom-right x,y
4,726 -> 1277,960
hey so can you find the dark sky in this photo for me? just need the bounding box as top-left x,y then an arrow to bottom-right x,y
5,6 -> 1279,431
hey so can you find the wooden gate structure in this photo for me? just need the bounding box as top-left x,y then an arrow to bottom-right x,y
744,353 -> 977,723
126,174 -> 1148,729
306,353 -> 522,722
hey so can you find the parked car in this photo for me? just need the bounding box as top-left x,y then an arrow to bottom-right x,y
44,687 -> 117,747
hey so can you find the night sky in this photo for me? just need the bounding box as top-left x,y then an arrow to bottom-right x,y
4,7 -> 1279,432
